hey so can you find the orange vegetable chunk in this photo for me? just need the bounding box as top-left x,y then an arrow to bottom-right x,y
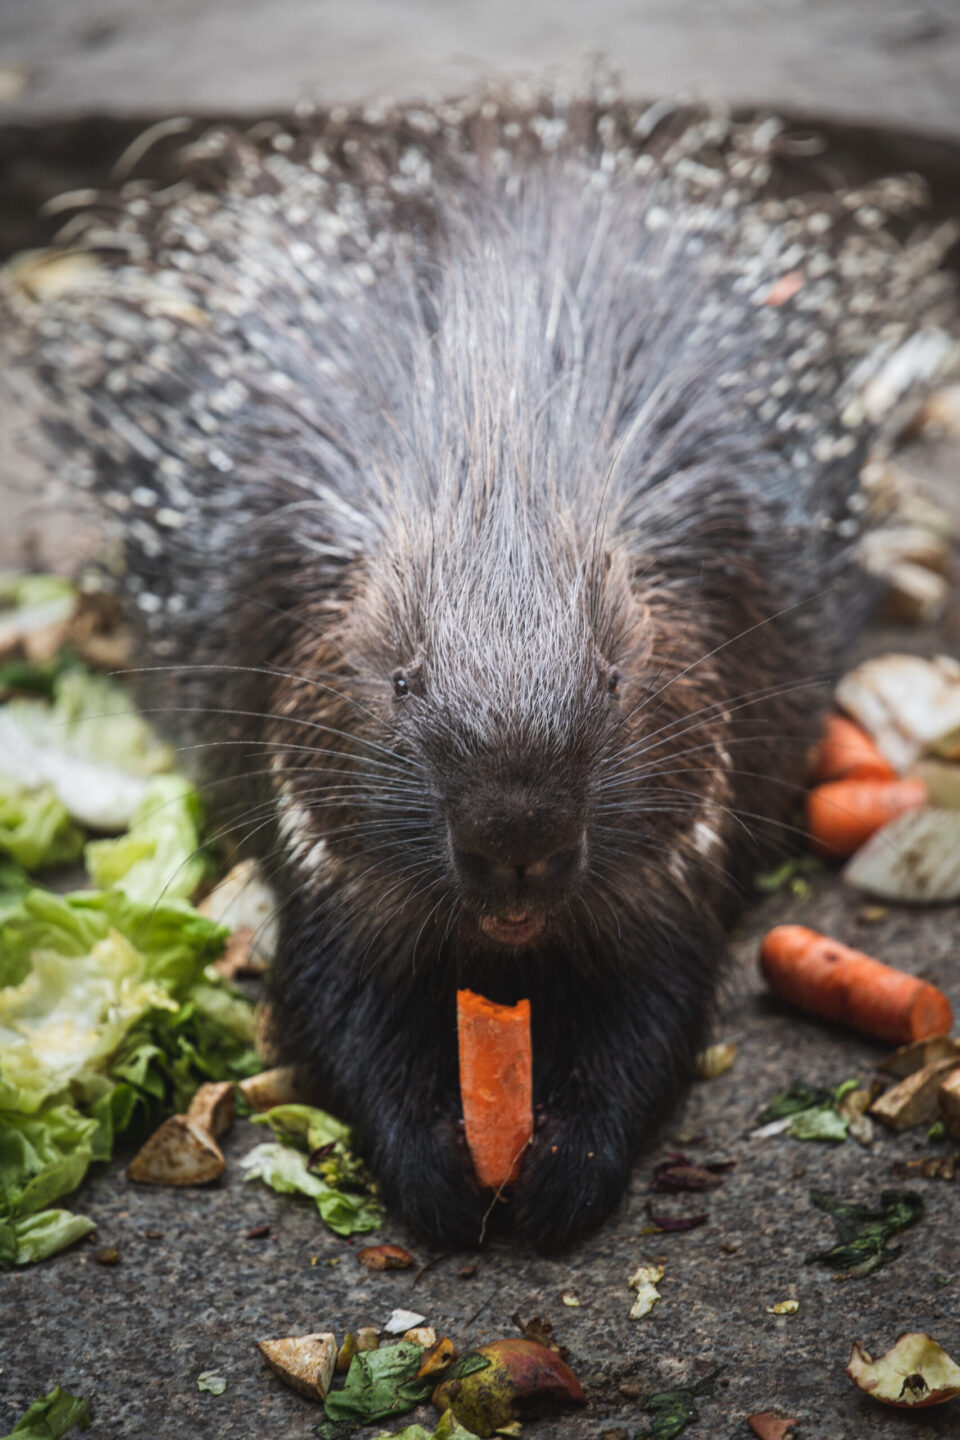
812,713 -> 897,783
760,924 -> 953,1044
457,988 -> 533,1190
806,777 -> 926,858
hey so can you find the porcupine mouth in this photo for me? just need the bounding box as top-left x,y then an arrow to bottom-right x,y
479,913 -> 545,947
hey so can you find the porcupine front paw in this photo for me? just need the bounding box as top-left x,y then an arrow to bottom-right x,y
373,1112 -> 492,1249
509,1111 -> 633,1252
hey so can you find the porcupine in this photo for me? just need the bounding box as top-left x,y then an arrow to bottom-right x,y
6,92 -> 957,1250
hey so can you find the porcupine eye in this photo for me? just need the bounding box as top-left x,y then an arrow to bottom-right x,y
392,670 -> 409,700
606,668 -> 620,696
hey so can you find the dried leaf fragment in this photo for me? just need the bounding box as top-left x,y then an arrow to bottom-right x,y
628,1263 -> 665,1319
357,1243 -> 414,1271
746,1413 -> 799,1440
869,1060 -> 960,1131
257,1332 -> 337,1400
127,1115 -> 225,1186
847,1332 -> 960,1407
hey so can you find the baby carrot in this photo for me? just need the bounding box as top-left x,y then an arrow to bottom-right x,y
806,777 -> 926,858
811,714 -> 896,784
760,924 -> 953,1044
457,989 -> 533,1190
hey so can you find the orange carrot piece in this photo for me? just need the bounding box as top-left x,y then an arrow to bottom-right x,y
457,989 -> 533,1190
811,714 -> 897,784
806,777 -> 926,858
760,924 -> 953,1044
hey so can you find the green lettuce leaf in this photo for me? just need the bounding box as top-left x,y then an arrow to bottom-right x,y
1,1209 -> 97,1268
84,775 -> 207,902
0,775 -> 84,871
317,1343 -> 430,1439
240,1141 -> 383,1237
0,670 -> 173,831
372,1417 -> 480,1440
0,1384 -> 90,1439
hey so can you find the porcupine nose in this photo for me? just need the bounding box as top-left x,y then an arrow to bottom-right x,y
448,793 -> 585,904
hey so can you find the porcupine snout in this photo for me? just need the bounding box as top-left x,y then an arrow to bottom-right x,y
446,781 -> 587,947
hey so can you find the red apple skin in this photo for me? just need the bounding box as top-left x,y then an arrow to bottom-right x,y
432,1339 -> 586,1436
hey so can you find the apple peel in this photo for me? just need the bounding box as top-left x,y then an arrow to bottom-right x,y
847,1332 -> 960,1408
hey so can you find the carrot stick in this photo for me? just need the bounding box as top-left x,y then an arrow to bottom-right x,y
760,924 -> 953,1044
457,989 -> 533,1190
811,714 -> 897,784
806,777 -> 926,858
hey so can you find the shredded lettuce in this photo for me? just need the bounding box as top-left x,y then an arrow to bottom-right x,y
241,1125 -> 384,1238
0,1384 -> 91,1439
0,775 -> 84,871
0,882 -> 259,1264
84,774 -> 207,901
0,670 -> 173,830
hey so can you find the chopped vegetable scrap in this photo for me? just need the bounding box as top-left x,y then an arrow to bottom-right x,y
806,1189 -> 923,1277
0,668 -> 173,831
759,926 -> 953,1043
879,1035 -> 960,1077
811,714 -> 896,783
0,883 -> 255,1265
869,1059 -> 960,1131
456,990 -> 533,1190
805,777 -> 926,859
694,1042 -> 737,1079
316,1340 -> 438,1437
636,1370 -> 720,1439
240,1103 -> 383,1237
835,653 -> 960,773
745,1413 -> 799,1440
127,1113 -> 226,1186
754,1079 -> 866,1143
844,808 -> 960,903
431,1339 -> 585,1438
847,1332 -> 960,1408
753,855 -> 821,898
0,1386 -> 91,1440
628,1264 -> 665,1319
384,1310 -> 427,1336
84,774 -> 208,902
259,1332 -> 337,1400
370,1415 -> 479,1440
196,1372 -> 227,1396
765,1300 -> 799,1316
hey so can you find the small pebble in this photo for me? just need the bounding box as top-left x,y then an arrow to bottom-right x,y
619,1382 -> 642,1399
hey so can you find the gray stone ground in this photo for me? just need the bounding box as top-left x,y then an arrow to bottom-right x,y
2,4 -> 960,1438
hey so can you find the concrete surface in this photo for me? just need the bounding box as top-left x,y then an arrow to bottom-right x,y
2,0 -> 960,136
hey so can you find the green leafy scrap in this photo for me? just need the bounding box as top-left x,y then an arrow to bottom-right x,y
637,1370 -> 721,1439
84,774 -> 208,902
759,1078 -> 860,1143
754,855 -> 821,897
372,1413 -> 480,1439
0,775 -> 84,871
240,1138 -> 383,1238
316,1342 -> 433,1439
806,1189 -> 924,1277
0,1385 -> 90,1440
